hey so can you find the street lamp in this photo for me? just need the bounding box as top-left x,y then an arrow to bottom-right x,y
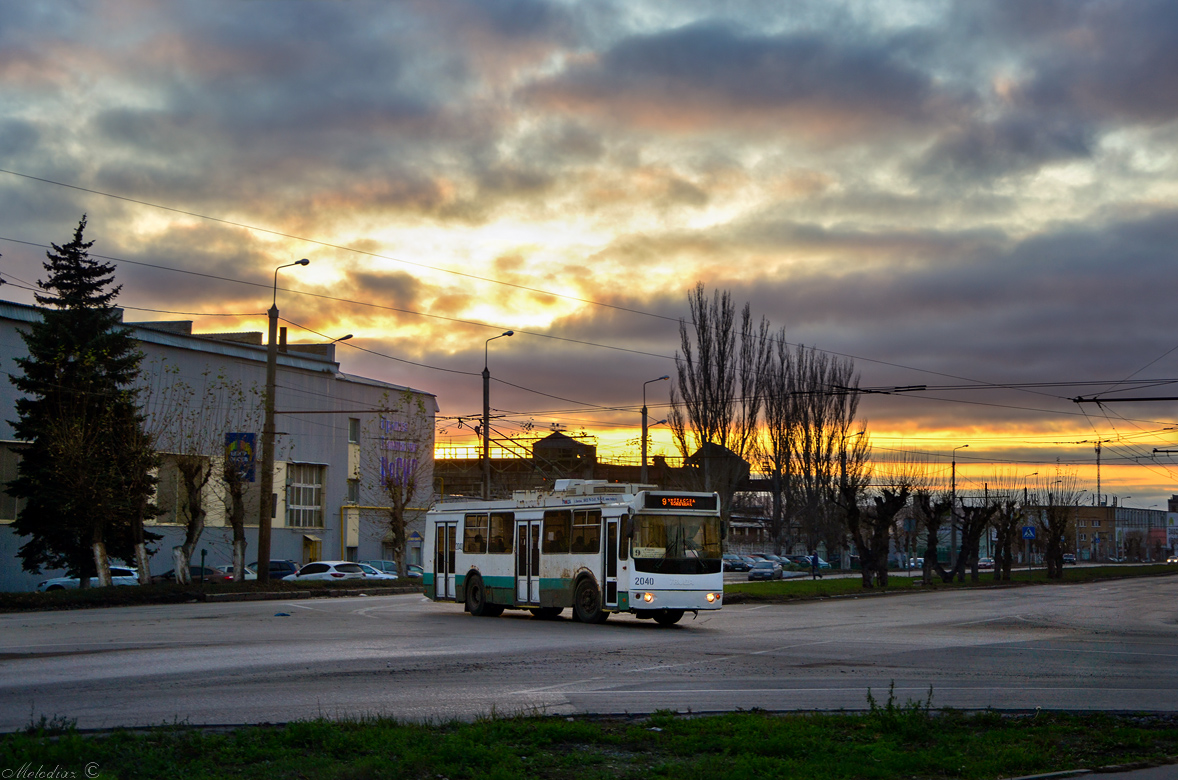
641,376 -> 669,484
950,444 -> 968,571
257,259 -> 310,582
1021,472 -> 1037,569
483,331 -> 513,500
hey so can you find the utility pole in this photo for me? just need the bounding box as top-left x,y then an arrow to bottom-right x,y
951,444 -> 968,573
482,331 -> 512,500
641,376 -> 669,484
257,259 -> 309,581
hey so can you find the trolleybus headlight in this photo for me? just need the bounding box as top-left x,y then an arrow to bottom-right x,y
642,592 -> 655,603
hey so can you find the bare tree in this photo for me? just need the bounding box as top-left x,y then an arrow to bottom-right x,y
147,366 -> 261,584
982,470 -> 1029,582
668,284 -> 770,525
215,383 -> 264,581
757,330 -> 795,555
359,390 -> 435,577
912,489 -> 952,584
792,347 -> 865,556
1034,467 -> 1084,579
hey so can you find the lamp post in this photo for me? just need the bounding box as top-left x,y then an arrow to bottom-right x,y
641,376 -> 669,484
1021,472 -> 1037,567
483,331 -> 513,500
257,258 -> 309,582
950,444 -> 968,572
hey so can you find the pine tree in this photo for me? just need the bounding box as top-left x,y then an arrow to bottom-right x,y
7,217 -> 159,585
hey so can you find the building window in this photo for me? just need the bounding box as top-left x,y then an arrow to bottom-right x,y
347,478 -> 360,504
1079,533 -> 1087,541
287,463 -> 325,528
348,418 -> 360,444
154,454 -> 209,525
1093,520 -> 1101,527
1077,520 -> 1086,527
346,546 -> 358,562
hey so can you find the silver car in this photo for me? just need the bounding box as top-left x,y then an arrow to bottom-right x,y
282,561 -> 366,582
37,566 -> 140,591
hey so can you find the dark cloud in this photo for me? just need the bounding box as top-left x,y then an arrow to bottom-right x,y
915,112 -> 1094,180
526,21 -> 964,139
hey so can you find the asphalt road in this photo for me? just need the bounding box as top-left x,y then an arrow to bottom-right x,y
2,575 -> 1176,731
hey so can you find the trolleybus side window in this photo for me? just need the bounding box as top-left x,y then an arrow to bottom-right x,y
488,512 -> 513,554
571,509 -> 601,553
464,513 -> 488,554
542,509 -> 571,553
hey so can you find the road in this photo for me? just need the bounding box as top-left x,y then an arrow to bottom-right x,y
1,575 -> 1176,731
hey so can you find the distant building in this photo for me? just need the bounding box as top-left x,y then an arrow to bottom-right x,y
0,299 -> 436,591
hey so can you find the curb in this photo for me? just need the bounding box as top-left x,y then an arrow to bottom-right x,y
200,585 -> 422,602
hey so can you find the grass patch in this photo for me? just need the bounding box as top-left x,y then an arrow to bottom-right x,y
3,705 -> 1176,779
725,563 -> 1177,602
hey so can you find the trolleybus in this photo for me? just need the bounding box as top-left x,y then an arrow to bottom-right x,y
423,480 -> 723,625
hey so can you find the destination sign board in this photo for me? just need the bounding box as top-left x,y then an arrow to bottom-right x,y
643,493 -> 718,511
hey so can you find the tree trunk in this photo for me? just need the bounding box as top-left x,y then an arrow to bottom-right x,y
92,540 -> 111,588
173,545 -> 188,585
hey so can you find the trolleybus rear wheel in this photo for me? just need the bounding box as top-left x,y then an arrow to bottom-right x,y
653,609 -> 684,626
530,607 -> 563,620
573,578 -> 609,623
465,574 -> 503,617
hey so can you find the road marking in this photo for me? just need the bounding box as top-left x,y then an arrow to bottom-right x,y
561,685 -> 1178,696
282,603 -> 319,611
512,676 -> 607,694
624,640 -> 834,673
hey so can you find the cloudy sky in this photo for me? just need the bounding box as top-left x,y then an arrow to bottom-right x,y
2,0 -> 1177,507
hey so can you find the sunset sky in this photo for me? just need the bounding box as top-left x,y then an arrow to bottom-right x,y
2,1 -> 1177,507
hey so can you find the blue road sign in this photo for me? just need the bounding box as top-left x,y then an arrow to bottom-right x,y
1021,526 -> 1037,540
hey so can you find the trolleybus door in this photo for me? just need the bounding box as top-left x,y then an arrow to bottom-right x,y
434,522 -> 457,600
516,520 -> 541,604
604,518 -> 619,608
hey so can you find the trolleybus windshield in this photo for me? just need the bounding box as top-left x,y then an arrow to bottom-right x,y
631,513 -> 722,574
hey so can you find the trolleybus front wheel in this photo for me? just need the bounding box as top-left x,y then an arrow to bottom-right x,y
653,609 -> 684,626
464,574 -> 503,617
573,578 -> 609,623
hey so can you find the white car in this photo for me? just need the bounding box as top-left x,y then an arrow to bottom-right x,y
282,561 -> 366,582
357,563 -> 398,581
221,564 -> 257,581
37,566 -> 140,591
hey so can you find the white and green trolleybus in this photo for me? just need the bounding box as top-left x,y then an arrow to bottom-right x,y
423,480 -> 724,625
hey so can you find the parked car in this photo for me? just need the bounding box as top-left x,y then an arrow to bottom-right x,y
406,564 -> 424,579
249,559 -> 301,580
740,555 -> 761,570
1167,554 -> 1178,564
747,560 -> 784,581
37,566 -> 140,591
357,563 -> 398,581
282,561 -> 366,582
978,557 -> 995,570
359,560 -> 400,576
1062,554 -> 1077,565
221,564 -> 257,581
152,565 -> 232,584
722,553 -> 751,572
